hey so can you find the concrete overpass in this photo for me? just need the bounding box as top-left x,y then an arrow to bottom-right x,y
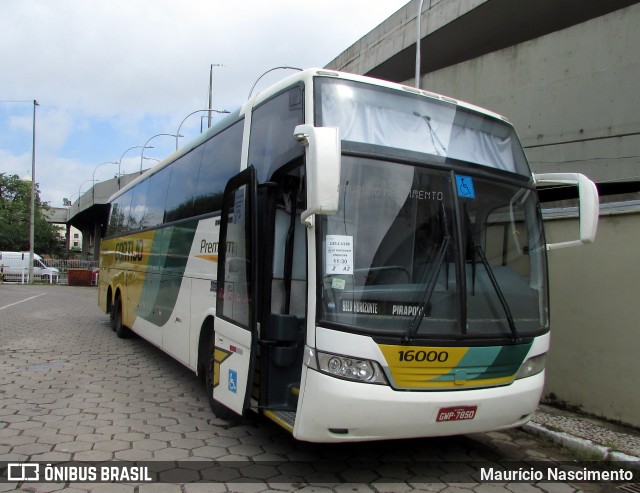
64,171 -> 145,259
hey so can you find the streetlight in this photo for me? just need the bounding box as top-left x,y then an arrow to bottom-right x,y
78,179 -> 97,201
247,66 -> 302,99
118,145 -> 152,184
91,161 -> 118,201
175,109 -> 230,150
64,191 -> 81,206
140,133 -> 181,171
415,0 -> 425,89
28,100 -> 38,282
208,63 -> 224,129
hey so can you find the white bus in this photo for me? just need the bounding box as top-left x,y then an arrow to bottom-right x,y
98,69 -> 598,442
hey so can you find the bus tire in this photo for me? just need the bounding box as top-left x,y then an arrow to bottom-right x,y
109,299 -> 116,331
204,330 -> 235,420
113,295 -> 130,339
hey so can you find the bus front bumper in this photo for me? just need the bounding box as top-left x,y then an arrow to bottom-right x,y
292,366 -> 544,443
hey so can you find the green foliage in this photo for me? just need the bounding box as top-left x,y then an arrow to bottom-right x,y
0,173 -> 65,255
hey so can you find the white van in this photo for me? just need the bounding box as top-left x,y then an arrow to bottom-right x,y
0,251 -> 59,283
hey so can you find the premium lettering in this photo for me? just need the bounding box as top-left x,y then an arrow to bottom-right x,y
200,239 -> 221,254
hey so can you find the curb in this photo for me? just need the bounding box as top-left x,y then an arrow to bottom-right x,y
523,422 -> 640,472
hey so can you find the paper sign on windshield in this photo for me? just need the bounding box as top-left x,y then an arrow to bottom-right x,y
326,235 -> 354,275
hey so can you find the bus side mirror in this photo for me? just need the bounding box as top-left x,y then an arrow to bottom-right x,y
534,172 -> 599,250
294,125 -> 341,226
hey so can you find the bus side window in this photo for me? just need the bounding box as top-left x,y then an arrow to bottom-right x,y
107,190 -> 134,237
127,179 -> 149,231
194,119 -> 244,216
248,85 -> 304,182
164,146 -> 203,223
143,166 -> 172,228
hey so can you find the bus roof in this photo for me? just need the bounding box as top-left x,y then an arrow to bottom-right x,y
108,68 -> 512,203
108,108 -> 242,203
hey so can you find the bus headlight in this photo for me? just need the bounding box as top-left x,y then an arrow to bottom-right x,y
306,347 -> 388,385
515,353 -> 546,380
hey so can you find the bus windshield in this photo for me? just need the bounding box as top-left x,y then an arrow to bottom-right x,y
316,77 -> 530,176
315,77 -> 547,340
318,163 -> 548,340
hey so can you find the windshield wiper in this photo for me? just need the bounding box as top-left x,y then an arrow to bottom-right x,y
413,112 -> 447,156
402,235 -> 451,343
474,244 -> 520,342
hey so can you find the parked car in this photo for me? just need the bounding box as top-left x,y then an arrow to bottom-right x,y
0,251 -> 60,282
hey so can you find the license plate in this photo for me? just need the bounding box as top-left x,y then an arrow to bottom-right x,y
436,405 -> 477,422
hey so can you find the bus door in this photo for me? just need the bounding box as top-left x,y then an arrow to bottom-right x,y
258,175 -> 306,428
214,166 -> 258,415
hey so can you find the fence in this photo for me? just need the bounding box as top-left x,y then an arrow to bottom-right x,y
45,258 -> 99,285
0,258 -> 100,285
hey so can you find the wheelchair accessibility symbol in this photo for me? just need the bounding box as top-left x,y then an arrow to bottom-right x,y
228,369 -> 238,394
456,175 -> 476,198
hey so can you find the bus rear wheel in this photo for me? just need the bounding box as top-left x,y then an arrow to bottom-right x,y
204,331 -> 235,420
109,301 -> 116,331
113,295 -> 130,339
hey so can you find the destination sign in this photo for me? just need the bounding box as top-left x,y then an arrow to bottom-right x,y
338,299 -> 427,317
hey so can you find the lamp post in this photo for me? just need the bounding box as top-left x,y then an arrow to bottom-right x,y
247,66 -> 302,99
118,145 -> 152,186
91,161 -> 118,201
208,64 -> 224,129
28,100 -> 39,283
78,179 -> 97,202
415,0 -> 425,89
140,133 -> 181,171
65,191 -> 80,205
175,109 -> 230,150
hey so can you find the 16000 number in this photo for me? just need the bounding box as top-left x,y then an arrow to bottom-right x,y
397,350 -> 448,363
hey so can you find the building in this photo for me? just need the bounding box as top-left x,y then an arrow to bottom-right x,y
46,207 -> 83,251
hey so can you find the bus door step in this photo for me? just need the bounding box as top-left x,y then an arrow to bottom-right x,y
263,409 -> 296,433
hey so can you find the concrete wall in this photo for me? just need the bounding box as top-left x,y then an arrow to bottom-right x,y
417,4 -> 640,183
544,209 -> 640,427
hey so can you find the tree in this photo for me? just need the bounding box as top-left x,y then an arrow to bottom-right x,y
0,173 -> 65,255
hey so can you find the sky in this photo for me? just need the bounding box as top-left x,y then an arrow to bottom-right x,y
0,0 -> 410,208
